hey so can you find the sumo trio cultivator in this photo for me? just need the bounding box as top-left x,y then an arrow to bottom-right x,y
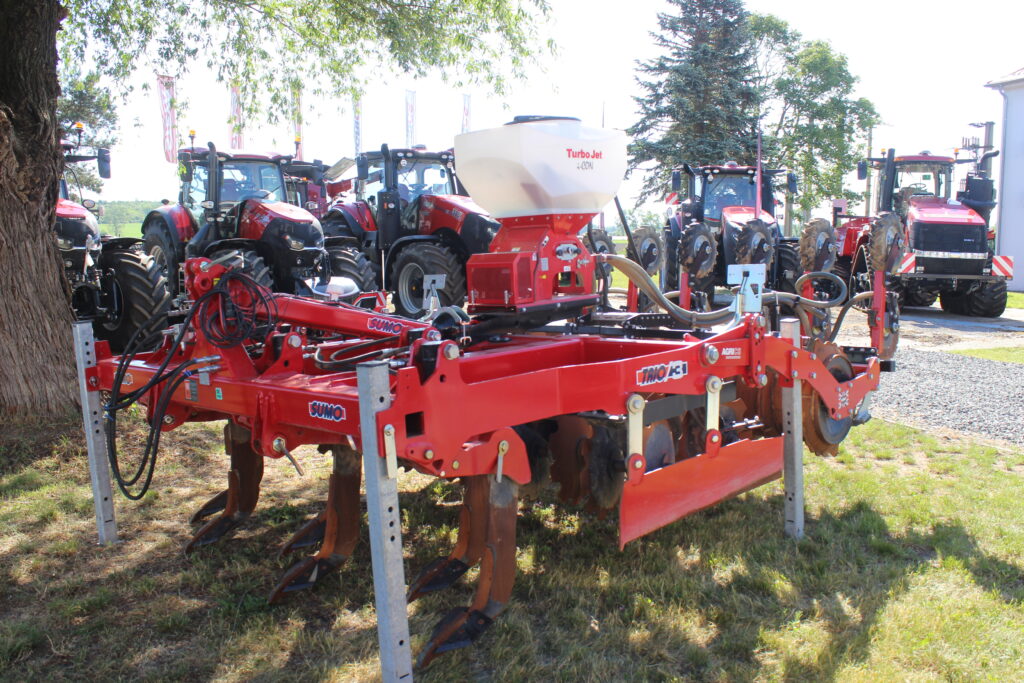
76,118 -> 895,678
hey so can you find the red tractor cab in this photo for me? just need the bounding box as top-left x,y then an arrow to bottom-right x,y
835,147 -> 1012,316
320,144 -> 500,317
281,157 -> 330,219
142,143 -> 327,298
663,161 -> 823,304
57,140 -> 170,350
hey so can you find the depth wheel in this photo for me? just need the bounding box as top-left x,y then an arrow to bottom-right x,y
800,217 -> 837,273
802,341 -> 854,456
391,242 -> 466,318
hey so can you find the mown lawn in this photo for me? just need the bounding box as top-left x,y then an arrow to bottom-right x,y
2,415 -> 1023,681
99,223 -> 143,238
950,346 -> 1024,364
1007,291 -> 1024,310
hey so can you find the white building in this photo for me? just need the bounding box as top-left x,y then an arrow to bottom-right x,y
986,67 -> 1024,292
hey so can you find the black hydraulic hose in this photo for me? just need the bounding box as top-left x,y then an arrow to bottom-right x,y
827,291 -> 876,343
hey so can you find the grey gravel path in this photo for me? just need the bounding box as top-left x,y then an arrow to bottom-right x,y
872,347 -> 1024,445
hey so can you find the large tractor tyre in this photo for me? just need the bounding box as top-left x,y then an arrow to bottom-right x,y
143,225 -> 180,297
327,245 -> 377,292
583,226 -> 617,284
939,291 -> 969,315
627,226 -> 664,276
734,219 -> 775,267
964,280 -> 1007,318
96,249 -> 171,353
901,285 -> 938,309
800,217 -> 837,273
210,249 -> 275,290
868,212 -> 904,274
391,242 -> 467,319
773,242 -> 801,295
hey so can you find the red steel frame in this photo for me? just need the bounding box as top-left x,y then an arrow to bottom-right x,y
89,257 -> 881,548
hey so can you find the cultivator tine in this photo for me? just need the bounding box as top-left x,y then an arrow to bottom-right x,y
184,422 -> 264,554
189,489 -> 228,525
268,445 -> 361,603
407,475 -> 489,602
416,475 -> 518,669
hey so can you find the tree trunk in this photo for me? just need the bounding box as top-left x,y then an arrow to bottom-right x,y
0,0 -> 77,416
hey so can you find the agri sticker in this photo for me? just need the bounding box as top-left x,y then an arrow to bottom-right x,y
635,360 -> 687,386
309,400 -> 346,422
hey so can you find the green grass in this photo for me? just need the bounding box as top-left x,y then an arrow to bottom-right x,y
950,347 -> 1024,364
1007,291 -> 1024,309
99,223 -> 143,238
2,416 -> 1023,680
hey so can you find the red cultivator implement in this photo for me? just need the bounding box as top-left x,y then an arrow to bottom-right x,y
79,117 -> 894,677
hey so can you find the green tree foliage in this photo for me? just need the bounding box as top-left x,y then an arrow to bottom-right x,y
57,69 -> 117,193
97,200 -> 162,227
750,15 -> 878,216
60,1 -> 551,120
628,0 -> 760,202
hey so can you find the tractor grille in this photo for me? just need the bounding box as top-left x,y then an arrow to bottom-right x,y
911,221 -> 987,253
915,256 -> 986,276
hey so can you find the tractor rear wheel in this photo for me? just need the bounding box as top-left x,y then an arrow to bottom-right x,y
211,249 -> 274,290
327,245 -> 376,292
391,242 -> 466,318
902,285 -> 937,308
964,280 -> 1007,318
144,225 -> 180,297
96,249 -> 171,352
939,291 -> 969,315
773,241 -> 801,295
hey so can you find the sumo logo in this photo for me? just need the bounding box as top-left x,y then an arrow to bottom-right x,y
368,317 -> 404,334
309,401 -> 346,422
636,360 -> 687,386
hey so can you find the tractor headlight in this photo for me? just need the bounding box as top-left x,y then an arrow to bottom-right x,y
286,236 -> 305,251
56,237 -> 73,250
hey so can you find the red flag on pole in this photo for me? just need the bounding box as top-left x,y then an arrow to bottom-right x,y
353,94 -> 362,155
157,75 -> 177,163
229,86 -> 244,150
461,94 -> 471,133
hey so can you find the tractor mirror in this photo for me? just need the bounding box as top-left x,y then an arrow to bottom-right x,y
356,154 -> 369,180
787,172 -> 798,195
97,148 -> 111,179
671,170 -> 681,193
180,161 -> 194,183
82,198 -> 97,210
857,161 -> 867,181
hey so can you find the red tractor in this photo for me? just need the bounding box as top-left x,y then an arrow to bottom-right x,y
141,143 -> 328,299
662,161 -> 834,304
57,139 -> 170,350
834,147 -> 1013,317
319,144 -> 501,317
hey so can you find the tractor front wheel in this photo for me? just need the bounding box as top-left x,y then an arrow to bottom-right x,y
327,245 -> 377,292
210,249 -> 274,290
144,225 -> 180,297
964,280 -> 1007,318
96,249 -> 171,352
391,242 -> 466,318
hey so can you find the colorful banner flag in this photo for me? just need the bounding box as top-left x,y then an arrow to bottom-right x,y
229,86 -> 244,150
157,75 -> 177,163
292,86 -> 302,159
405,90 -> 416,147
353,94 -> 362,155
461,94 -> 471,133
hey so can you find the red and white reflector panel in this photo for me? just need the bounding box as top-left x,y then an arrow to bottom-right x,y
992,255 -> 1014,278
665,192 -> 679,205
897,253 -> 916,274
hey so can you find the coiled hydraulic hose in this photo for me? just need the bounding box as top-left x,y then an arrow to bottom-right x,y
827,291 -> 877,343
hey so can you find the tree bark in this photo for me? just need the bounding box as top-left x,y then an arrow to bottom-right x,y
0,0 -> 77,416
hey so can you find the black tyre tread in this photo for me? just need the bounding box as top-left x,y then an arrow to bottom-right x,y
676,221 -> 718,299
902,286 -> 937,308
327,246 -> 377,292
628,226 -> 664,275
582,227 -> 616,257
212,249 -> 274,289
734,219 -> 775,267
868,212 -> 903,274
391,242 -> 467,318
965,280 -> 1007,318
143,223 -> 180,297
773,242 -> 801,295
96,249 -> 171,352
939,291 -> 969,315
799,217 -> 837,273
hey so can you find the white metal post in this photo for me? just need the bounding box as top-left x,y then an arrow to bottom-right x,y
357,361 -> 413,682
780,318 -> 804,540
73,322 -> 118,545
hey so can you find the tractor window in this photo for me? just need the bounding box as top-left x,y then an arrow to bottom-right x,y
184,163 -> 209,208
218,161 -> 286,203
702,174 -> 756,220
397,160 -> 453,201
894,164 -> 950,199
59,178 -> 69,201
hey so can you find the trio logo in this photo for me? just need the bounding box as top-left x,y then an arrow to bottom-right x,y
368,317 -> 404,334
635,360 -> 687,386
309,400 -> 346,422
